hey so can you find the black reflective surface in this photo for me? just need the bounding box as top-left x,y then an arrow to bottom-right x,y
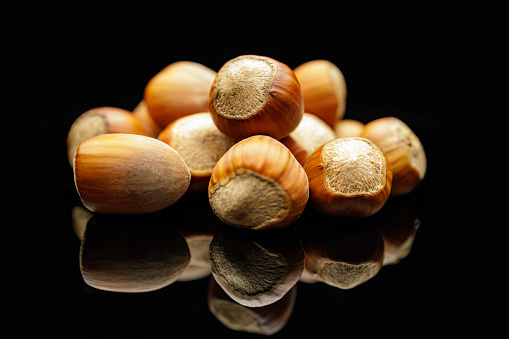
32,31 -> 475,337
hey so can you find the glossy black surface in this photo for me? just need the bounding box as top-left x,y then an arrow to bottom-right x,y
32,28 -> 474,337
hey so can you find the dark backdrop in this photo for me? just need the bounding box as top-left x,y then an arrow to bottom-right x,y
29,17 -> 475,338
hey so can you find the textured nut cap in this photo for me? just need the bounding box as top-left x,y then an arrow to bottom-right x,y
208,135 -> 309,230
209,55 -> 303,140
304,137 -> 392,217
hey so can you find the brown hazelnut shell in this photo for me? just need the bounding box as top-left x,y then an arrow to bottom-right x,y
361,117 -> 426,196
209,55 -> 303,140
304,137 -> 392,217
73,134 -> 191,215
294,60 -> 347,127
66,106 -> 153,166
208,135 -> 309,230
144,61 -> 216,128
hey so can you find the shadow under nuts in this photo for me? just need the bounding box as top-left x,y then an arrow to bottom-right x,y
208,135 -> 309,230
73,133 -> 191,215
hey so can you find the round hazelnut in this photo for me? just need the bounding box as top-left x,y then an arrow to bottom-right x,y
289,112 -> 337,157
361,117 -> 426,196
294,60 -> 347,127
304,137 -> 392,217
157,112 -> 236,192
73,134 -> 191,214
208,135 -> 309,230
144,61 -> 216,128
209,55 -> 303,140
132,100 -> 162,137
334,119 -> 365,138
66,106 -> 152,166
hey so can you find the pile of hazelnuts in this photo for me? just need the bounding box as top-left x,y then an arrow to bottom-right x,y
68,54 -> 427,334
68,54 -> 426,227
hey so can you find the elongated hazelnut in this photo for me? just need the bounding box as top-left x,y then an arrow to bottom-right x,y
80,214 -> 190,292
208,278 -> 296,335
300,222 -> 384,289
304,137 -> 392,217
66,106 -> 152,166
361,117 -> 426,196
208,135 -> 309,230
158,112 -> 236,192
334,119 -> 365,138
209,55 -> 303,140
209,228 -> 304,307
294,60 -> 347,127
73,134 -> 191,214
144,61 -> 216,128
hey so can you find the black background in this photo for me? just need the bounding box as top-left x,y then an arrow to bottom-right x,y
27,14 -> 476,338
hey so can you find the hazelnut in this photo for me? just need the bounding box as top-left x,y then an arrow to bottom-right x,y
73,133 -> 191,214
334,119 -> 365,138
209,55 -> 303,140
289,112 -> 337,157
280,135 -> 309,167
361,117 -> 426,196
208,135 -> 309,230
157,112 -> 236,192
80,214 -> 190,292
144,61 -> 216,128
208,228 -> 304,307
294,60 -> 347,127
66,106 -> 152,166
304,137 -> 392,217
132,100 -> 162,137
207,277 -> 296,335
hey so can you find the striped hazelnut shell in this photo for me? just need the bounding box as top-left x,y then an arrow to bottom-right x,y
361,117 -> 426,196
208,135 -> 309,230
304,137 -> 392,217
73,133 -> 191,215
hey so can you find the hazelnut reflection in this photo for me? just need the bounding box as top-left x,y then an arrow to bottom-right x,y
71,205 -> 93,240
70,181 -> 421,336
375,198 -> 421,265
208,277 -> 296,335
299,220 -> 385,289
209,227 -> 304,307
80,214 -> 190,293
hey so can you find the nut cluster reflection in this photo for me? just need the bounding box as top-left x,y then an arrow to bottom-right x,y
72,194 -> 420,335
